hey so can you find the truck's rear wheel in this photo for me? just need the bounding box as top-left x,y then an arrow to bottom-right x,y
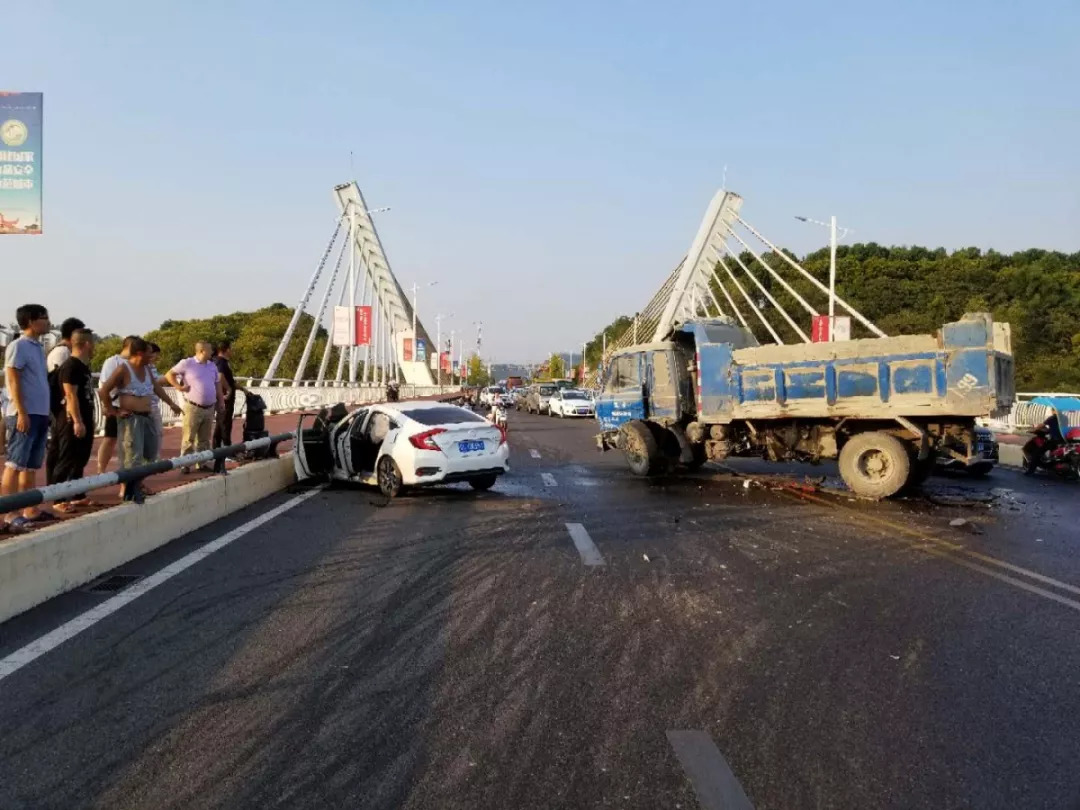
622,421 -> 660,476
838,432 -> 911,499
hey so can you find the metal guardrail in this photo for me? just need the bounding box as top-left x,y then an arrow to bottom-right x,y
0,432 -> 294,514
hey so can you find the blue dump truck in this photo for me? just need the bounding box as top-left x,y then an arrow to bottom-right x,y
595,313 -> 1015,498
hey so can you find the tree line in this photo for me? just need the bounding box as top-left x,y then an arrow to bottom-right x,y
88,303 -> 344,379
583,245 -> 1080,391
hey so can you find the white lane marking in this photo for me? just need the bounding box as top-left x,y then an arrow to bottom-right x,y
0,487 -> 324,682
667,730 -> 755,810
529,449 -> 541,459
565,523 -> 605,567
921,547 -> 1080,613
541,472 -> 557,486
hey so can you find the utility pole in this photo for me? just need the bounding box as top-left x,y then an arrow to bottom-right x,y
795,214 -> 851,342
348,202 -> 357,382
829,215 -> 838,326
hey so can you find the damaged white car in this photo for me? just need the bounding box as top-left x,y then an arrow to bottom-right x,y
294,400 -> 510,497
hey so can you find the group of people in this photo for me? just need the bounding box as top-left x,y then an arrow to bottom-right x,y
2,303 -> 243,533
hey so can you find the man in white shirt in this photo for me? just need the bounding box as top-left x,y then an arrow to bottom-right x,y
46,317 -> 86,373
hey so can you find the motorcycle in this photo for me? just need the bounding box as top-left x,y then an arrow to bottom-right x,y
1022,423 -> 1080,481
487,403 -> 508,431
386,380 -> 400,402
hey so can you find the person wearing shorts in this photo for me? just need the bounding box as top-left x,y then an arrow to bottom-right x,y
3,304 -> 53,532
96,336 -> 135,476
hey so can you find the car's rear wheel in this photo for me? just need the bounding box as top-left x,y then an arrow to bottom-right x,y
377,456 -> 403,498
469,474 -> 498,491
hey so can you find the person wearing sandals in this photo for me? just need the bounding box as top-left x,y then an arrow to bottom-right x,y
3,304 -> 53,533
98,338 -> 181,503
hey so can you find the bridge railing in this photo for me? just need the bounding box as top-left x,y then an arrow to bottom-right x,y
87,377 -> 459,434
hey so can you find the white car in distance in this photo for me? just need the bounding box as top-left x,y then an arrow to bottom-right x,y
479,386 -> 506,407
294,400 -> 510,497
549,389 -> 595,418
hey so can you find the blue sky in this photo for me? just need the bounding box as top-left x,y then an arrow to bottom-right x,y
3,0 -> 1077,362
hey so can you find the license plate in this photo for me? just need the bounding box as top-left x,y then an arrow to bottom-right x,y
458,440 -> 484,453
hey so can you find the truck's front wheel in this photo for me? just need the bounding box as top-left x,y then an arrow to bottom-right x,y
622,421 -> 660,476
838,432 -> 911,499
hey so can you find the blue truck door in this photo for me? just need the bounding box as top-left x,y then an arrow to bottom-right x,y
647,349 -> 680,420
595,352 -> 646,430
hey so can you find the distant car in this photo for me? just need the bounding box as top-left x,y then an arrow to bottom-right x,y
525,383 -> 558,415
549,388 -> 595,418
294,400 -> 510,497
480,386 -> 506,407
935,425 -> 998,476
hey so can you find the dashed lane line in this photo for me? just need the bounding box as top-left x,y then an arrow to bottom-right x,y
541,472 -> 557,486
565,523 -> 605,567
0,487 -> 325,682
667,730 -> 755,810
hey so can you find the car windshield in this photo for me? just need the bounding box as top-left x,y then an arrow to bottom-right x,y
399,407 -> 487,426
538,385 -> 556,395
562,391 -> 588,400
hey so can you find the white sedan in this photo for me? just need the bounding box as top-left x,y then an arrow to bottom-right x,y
548,389 -> 595,418
294,400 -> 510,497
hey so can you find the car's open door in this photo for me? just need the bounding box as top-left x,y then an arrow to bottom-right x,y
293,412 -> 334,480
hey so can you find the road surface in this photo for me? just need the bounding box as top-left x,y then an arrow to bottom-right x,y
1,410 -> 1078,809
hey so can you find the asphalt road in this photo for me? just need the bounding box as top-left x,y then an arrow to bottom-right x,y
1,409 -> 1078,809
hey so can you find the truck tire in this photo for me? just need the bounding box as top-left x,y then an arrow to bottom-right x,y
622,421 -> 660,476
838,432 -> 912,500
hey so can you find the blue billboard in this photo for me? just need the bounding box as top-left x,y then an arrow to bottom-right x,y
0,92 -> 42,234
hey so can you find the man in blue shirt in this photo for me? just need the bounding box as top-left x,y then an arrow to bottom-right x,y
3,303 -> 53,532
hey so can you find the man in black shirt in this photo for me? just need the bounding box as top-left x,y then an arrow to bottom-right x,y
213,340 -> 242,451
53,330 -> 96,512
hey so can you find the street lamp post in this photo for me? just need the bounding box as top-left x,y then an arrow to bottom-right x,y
435,313 -> 453,392
794,214 -> 852,341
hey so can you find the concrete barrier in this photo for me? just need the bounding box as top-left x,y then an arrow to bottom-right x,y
0,454 -> 297,625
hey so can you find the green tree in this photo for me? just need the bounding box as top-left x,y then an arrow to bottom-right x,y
547,353 -> 566,379
466,354 -> 490,386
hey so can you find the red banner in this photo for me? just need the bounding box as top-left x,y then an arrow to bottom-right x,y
440,352 -> 451,372
354,306 -> 372,346
402,337 -> 413,361
811,315 -> 830,343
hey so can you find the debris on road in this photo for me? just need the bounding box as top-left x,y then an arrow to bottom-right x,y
643,553 -> 650,562
949,518 -> 969,527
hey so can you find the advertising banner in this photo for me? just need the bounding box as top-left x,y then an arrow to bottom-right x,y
332,306 -> 351,346
811,315 -> 851,343
354,306 -> 372,346
440,352 -> 451,372
402,337 -> 414,362
415,339 -> 427,362
0,92 -> 42,234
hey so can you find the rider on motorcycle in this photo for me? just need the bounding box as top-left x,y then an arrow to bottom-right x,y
1023,408 -> 1063,474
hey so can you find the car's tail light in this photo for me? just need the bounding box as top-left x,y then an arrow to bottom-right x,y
409,428 -> 446,451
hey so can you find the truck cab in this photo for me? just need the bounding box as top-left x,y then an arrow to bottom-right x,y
596,320 -> 757,433
595,341 -> 693,431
